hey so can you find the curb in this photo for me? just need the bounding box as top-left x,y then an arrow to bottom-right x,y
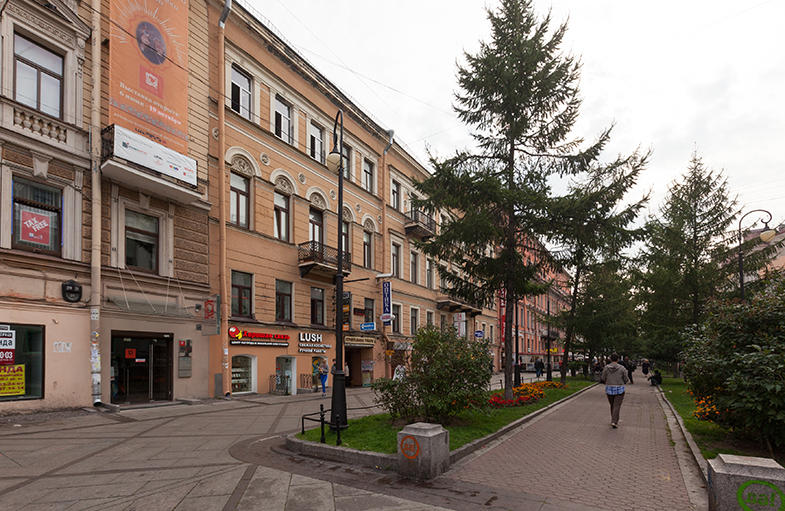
285,381 -> 600,471
657,385 -> 708,483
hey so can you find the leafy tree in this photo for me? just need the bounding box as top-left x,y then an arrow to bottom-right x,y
414,0 -> 603,399
637,152 -> 738,364
682,273 -> 785,457
564,259 -> 640,365
371,326 -> 492,424
546,151 -> 650,383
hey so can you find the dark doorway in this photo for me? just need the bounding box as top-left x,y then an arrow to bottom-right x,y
111,333 -> 173,404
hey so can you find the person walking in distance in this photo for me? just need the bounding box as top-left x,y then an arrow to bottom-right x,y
601,353 -> 629,428
318,360 -> 329,396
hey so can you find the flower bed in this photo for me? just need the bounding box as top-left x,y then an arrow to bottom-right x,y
488,381 -> 567,408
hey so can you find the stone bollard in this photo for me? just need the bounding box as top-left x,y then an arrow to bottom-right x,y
708,454 -> 785,511
397,422 -> 450,480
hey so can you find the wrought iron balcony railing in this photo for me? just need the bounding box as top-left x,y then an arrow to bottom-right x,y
404,209 -> 436,238
298,241 -> 351,273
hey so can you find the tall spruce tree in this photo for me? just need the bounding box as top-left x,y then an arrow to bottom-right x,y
637,152 -> 739,363
414,0 -> 603,398
546,152 -> 650,383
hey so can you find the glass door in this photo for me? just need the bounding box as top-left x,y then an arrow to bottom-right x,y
111,334 -> 172,404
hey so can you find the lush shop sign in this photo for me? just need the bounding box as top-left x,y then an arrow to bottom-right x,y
228,326 -> 289,347
298,333 -> 332,354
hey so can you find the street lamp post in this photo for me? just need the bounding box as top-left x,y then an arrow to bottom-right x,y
325,110 -> 348,429
738,209 -> 777,302
546,298 -> 552,382
514,296 -> 521,387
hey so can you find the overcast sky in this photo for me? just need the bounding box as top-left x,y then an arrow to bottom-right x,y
243,0 -> 785,230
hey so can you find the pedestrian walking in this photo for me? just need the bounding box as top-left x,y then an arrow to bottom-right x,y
642,359 -> 650,376
623,356 -> 635,384
534,358 -> 544,378
319,360 -> 329,396
601,353 -> 629,428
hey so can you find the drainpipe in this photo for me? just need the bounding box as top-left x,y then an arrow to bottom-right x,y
89,0 -> 102,406
218,0 -> 232,397
380,129 -> 393,378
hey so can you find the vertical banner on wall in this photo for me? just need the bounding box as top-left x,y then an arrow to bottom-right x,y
382,281 -> 392,325
109,0 -> 189,154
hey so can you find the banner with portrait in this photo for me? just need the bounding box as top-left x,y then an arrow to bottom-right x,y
109,0 -> 190,155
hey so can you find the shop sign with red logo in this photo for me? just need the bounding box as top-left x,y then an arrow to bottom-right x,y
125,348 -> 136,358
20,210 -> 51,245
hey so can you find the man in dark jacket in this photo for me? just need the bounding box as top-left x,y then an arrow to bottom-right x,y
623,356 -> 635,384
601,353 -> 629,428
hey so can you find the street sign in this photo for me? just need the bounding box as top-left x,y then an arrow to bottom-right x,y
380,313 -> 395,322
360,322 -> 376,331
474,330 -> 484,338
382,281 -> 391,324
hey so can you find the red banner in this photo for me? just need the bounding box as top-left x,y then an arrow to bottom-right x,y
20,210 -> 51,245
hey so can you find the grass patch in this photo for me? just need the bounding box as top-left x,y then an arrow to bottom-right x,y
298,378 -> 594,453
658,377 -> 779,462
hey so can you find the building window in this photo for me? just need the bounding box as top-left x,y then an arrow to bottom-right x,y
12,177 -> 61,255
391,243 -> 400,278
0,324 -> 44,401
364,298 -> 374,323
426,259 -> 434,289
309,121 -> 324,163
274,95 -> 292,144
363,231 -> 372,268
490,325 -> 494,341
230,66 -> 251,119
410,308 -> 419,334
231,271 -> 253,318
363,159 -> 374,193
14,34 -> 63,119
342,220 -> 350,254
231,355 -> 253,393
440,314 -> 447,331
342,144 -> 352,182
230,173 -> 249,228
391,180 -> 400,210
410,252 -> 418,284
275,280 -> 292,322
392,304 -> 400,333
274,192 -> 289,241
125,210 -> 159,272
311,287 -> 324,325
309,208 -> 323,244
426,311 -> 434,325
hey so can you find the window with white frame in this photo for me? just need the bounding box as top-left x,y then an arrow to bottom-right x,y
426,259 -> 434,289
342,144 -> 352,182
364,298 -> 374,323
309,208 -> 323,244
362,230 -> 372,268
363,159 -> 374,193
391,242 -> 400,278
125,209 -> 159,272
274,95 -> 292,144
426,310 -> 434,326
230,66 -> 251,120
309,121 -> 324,163
230,173 -> 249,228
410,251 -> 418,284
14,34 -> 63,119
392,304 -> 401,333
311,287 -> 324,325
410,308 -> 419,334
274,191 -> 289,242
342,219 -> 350,254
391,180 -> 400,210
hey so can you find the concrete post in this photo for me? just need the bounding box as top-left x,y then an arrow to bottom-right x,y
708,454 -> 785,511
397,423 -> 450,480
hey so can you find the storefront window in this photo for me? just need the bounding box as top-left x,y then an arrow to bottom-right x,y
231,355 -> 252,393
0,324 -> 44,401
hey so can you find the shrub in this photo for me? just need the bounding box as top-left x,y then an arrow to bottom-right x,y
682,273 -> 785,453
371,325 -> 492,424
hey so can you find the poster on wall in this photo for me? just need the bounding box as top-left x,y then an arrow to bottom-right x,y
19,210 -> 52,246
0,331 -> 15,365
109,0 -> 190,155
0,365 -> 25,396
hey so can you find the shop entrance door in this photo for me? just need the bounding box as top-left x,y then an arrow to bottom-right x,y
111,334 -> 173,404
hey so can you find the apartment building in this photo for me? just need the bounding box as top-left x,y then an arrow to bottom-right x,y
207,0 -> 499,396
0,0 -> 213,411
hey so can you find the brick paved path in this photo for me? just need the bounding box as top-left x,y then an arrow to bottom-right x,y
444,382 -> 697,511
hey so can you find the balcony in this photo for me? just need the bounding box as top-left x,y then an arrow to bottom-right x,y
100,124 -> 204,207
436,292 -> 483,317
404,210 -> 436,239
1,97 -> 88,157
298,241 -> 351,279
